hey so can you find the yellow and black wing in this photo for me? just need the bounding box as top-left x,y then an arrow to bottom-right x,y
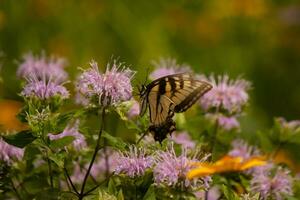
140,73 -> 212,126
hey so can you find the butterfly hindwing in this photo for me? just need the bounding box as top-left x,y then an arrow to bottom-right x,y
149,117 -> 176,143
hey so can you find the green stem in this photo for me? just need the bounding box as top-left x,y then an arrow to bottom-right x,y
104,139 -> 109,178
64,167 -> 79,195
46,150 -> 54,188
209,119 -> 219,161
79,107 -> 106,199
10,178 -> 21,200
83,173 -> 114,196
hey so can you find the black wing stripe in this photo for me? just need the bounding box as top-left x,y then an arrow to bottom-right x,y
168,77 -> 177,97
155,78 -> 166,118
174,84 -> 212,112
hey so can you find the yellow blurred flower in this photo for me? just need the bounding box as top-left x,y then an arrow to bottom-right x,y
0,100 -> 27,132
187,155 -> 266,179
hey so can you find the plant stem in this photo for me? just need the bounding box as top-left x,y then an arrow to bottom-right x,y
46,150 -> 54,188
10,178 -> 21,200
83,173 -> 114,196
79,107 -> 106,199
64,167 -> 79,195
209,119 -> 219,161
104,139 -> 109,178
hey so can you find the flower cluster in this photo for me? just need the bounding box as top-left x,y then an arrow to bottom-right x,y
21,76 -> 69,100
276,117 -> 300,132
48,120 -> 87,151
17,52 -> 68,82
170,132 -> 196,149
0,137 -> 24,164
18,53 -> 69,103
114,146 -> 152,178
205,113 -> 240,131
251,165 -> 293,200
199,75 -> 251,131
150,58 -> 192,79
153,145 -> 210,188
229,139 -> 260,161
200,75 -> 251,113
76,60 -> 134,107
127,100 -> 140,119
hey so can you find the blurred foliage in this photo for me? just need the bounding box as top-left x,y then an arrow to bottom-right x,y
0,0 -> 300,131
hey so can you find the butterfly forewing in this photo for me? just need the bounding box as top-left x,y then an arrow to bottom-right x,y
140,73 -> 212,126
173,80 -> 212,112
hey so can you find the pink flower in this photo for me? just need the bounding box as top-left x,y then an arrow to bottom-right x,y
127,100 -> 140,119
17,52 -> 68,82
114,146 -> 152,178
251,165 -> 293,200
229,139 -> 260,160
48,120 -> 86,151
0,137 -> 24,164
205,114 -> 240,131
21,75 -> 69,100
217,115 -> 240,131
194,186 -> 220,200
276,117 -> 300,131
153,144 -> 210,188
199,75 -> 251,114
150,58 -> 192,80
170,132 -> 196,149
76,60 -> 134,107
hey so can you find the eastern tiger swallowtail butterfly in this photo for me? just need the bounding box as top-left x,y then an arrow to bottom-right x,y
139,73 -> 212,143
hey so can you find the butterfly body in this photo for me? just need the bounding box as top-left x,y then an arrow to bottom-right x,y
139,73 -> 212,142
148,117 -> 176,143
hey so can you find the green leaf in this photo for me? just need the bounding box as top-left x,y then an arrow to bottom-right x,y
48,152 -> 66,168
143,185 -> 156,200
24,144 -> 41,160
23,175 -> 48,194
59,191 -> 78,200
222,184 -> 239,200
35,188 -> 60,200
102,131 -> 126,151
256,130 -> 274,152
49,136 -> 75,149
108,178 -> 117,195
117,189 -> 124,200
3,130 -> 36,148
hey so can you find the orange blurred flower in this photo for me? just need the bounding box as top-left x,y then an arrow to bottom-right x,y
187,155 -> 266,179
273,149 -> 300,173
0,100 -> 27,132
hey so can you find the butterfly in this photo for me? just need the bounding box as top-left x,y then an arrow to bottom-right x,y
139,73 -> 212,142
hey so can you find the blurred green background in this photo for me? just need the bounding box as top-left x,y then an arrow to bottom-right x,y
1,0 -> 300,130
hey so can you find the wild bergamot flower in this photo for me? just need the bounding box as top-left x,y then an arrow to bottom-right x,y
150,58 -> 192,80
199,75 -> 251,114
21,75 -> 69,100
114,146 -> 152,178
251,164 -> 293,200
17,52 -> 68,82
48,120 -> 87,151
0,137 -> 24,164
153,144 -> 210,189
76,60 -> 134,107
